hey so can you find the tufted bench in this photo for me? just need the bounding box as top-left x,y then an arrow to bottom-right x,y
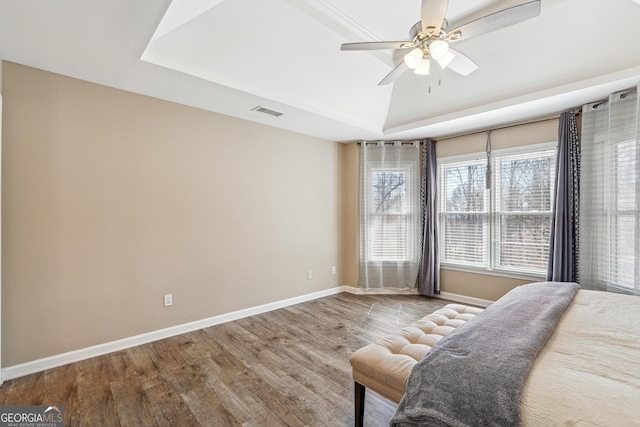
350,303 -> 484,426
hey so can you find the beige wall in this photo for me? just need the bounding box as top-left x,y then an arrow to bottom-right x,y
338,142 -> 359,287
1,62 -> 339,366
339,119 -> 559,301
436,119 -> 559,158
440,270 -> 531,302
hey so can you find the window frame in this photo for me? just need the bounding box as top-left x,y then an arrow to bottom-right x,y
438,142 -> 557,280
365,161 -> 418,264
438,157 -> 490,269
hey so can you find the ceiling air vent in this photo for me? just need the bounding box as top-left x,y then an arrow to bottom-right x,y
251,106 -> 283,117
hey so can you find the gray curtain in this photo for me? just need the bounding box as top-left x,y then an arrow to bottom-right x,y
419,138 -> 440,295
547,111 -> 580,282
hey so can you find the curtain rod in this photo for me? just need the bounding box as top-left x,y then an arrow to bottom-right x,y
357,85 -> 637,145
356,115 -> 561,146
580,87 -> 636,112
357,141 -> 423,145
437,86 -> 637,142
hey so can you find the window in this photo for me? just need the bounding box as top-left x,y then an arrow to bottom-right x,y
368,168 -> 413,261
438,144 -> 556,276
359,141 -> 421,289
609,139 -> 637,288
439,159 -> 488,267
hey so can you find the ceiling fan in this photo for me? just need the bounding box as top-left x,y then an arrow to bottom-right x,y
341,0 -> 541,86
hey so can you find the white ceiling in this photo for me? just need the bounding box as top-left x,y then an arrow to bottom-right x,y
1,0 -> 640,142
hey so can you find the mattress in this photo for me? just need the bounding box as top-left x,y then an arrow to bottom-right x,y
522,289 -> 640,426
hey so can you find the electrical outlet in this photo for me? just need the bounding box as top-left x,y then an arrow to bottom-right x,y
164,294 -> 173,307
331,266 -> 337,275
307,270 -> 313,280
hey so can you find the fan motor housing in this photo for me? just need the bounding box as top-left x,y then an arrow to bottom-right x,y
410,20 -> 449,41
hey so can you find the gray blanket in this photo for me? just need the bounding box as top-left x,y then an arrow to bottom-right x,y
390,281 -> 580,427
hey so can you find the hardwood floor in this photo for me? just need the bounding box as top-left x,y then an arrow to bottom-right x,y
0,293 -> 450,426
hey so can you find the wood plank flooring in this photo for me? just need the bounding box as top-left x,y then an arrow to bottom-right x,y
0,293 -> 450,426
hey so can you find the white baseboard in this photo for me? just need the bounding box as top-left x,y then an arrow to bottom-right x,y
1,286 -> 491,382
341,286 -> 419,295
437,291 -> 494,308
341,286 -> 493,307
1,286 -> 348,382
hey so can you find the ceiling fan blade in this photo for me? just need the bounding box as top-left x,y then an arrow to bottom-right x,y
449,0 -> 531,25
421,0 -> 449,36
447,0 -> 540,42
378,62 -> 409,86
447,49 -> 478,76
341,41 -> 415,51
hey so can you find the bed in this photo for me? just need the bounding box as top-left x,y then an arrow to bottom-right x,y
387,282 -> 640,426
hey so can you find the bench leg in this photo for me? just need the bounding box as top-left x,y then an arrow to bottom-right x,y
354,381 -> 365,427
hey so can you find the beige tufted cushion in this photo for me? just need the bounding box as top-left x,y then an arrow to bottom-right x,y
351,303 -> 484,403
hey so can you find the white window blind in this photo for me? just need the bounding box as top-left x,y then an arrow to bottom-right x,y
492,151 -> 556,274
369,170 -> 412,261
438,145 -> 556,276
438,159 -> 488,267
359,141 -> 421,290
611,140 -> 638,288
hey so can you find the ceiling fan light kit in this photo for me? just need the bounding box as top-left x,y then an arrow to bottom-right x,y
341,0 -> 541,86
429,39 -> 449,60
414,58 -> 431,76
404,48 -> 425,70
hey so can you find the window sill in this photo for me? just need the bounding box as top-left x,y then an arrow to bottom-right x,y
440,263 -> 546,282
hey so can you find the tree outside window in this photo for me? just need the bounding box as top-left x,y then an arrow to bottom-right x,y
439,145 -> 556,276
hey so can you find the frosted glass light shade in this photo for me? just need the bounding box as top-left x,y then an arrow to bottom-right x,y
403,48 -> 424,70
429,40 -> 449,61
414,58 -> 431,75
438,51 -> 456,69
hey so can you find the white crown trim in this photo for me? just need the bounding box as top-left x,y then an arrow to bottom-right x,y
285,0 -> 394,63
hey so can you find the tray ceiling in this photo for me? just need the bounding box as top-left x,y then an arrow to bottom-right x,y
1,0 -> 640,141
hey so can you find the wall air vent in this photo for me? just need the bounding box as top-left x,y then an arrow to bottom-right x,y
251,106 -> 283,117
